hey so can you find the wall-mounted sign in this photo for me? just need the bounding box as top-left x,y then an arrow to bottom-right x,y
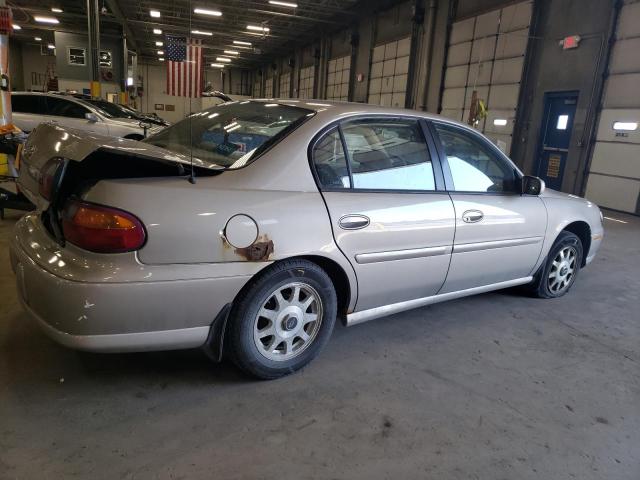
68,47 -> 86,66
165,104 -> 175,111
154,103 -> 164,110
99,50 -> 112,68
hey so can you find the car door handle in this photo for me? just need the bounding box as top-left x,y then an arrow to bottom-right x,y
462,210 -> 484,223
339,214 -> 370,230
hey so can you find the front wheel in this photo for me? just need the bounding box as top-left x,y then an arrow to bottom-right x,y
227,259 -> 337,379
528,231 -> 583,298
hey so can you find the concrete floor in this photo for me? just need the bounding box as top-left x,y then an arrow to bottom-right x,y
0,207 -> 638,480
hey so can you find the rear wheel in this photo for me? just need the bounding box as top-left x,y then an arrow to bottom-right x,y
528,231 -> 583,298
227,259 -> 337,379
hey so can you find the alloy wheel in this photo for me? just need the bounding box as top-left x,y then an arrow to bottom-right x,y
548,246 -> 577,294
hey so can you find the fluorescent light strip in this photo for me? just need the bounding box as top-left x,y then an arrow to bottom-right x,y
247,25 -> 270,32
157,50 -> 164,55
191,30 -> 213,36
12,24 -> 21,30
493,119 -> 508,126
211,63 -> 225,68
47,44 -> 55,49
153,28 -> 162,34
223,50 -> 239,55
51,7 -> 63,13
34,36 -> 42,41
159,57 -> 165,61
233,40 -> 252,46
150,10 -> 160,18
194,8 -> 222,16
216,57 -> 231,62
155,41 -> 163,46
35,16 -> 59,24
613,121 -> 638,131
269,1 -> 298,7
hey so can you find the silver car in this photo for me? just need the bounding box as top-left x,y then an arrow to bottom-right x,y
11,92 -> 164,139
10,100 -> 604,379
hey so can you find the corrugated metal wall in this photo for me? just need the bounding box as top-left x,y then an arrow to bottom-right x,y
585,0 -> 640,214
441,1 -> 531,153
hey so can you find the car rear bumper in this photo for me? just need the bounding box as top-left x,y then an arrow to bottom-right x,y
10,214 -> 257,352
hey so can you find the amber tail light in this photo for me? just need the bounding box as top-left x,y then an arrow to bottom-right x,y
61,199 -> 146,253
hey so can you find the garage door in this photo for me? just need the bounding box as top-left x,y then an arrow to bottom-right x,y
441,1 -> 532,154
279,68 -> 291,98
298,65 -> 315,99
265,73 -> 274,98
253,74 -> 261,97
367,36 -> 411,108
585,0 -> 640,214
326,54 -> 351,101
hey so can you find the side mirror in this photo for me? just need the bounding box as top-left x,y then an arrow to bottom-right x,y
522,175 -> 545,195
85,112 -> 99,123
139,120 -> 152,130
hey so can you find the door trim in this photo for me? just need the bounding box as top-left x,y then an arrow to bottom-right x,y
346,276 -> 533,326
453,236 -> 543,253
355,244 -> 452,264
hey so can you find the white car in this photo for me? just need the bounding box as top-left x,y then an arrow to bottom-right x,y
10,92 -> 164,140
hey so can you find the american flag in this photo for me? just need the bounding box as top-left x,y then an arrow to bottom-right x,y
166,36 -> 203,98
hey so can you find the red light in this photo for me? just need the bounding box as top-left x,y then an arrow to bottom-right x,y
62,200 -> 146,253
562,35 -> 580,50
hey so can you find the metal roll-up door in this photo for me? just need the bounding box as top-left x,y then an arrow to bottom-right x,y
298,65 -> 315,99
253,73 -> 261,98
441,1 -> 532,154
265,74 -> 274,98
326,54 -> 351,101
279,67 -> 291,98
585,0 -> 640,214
367,36 -> 411,107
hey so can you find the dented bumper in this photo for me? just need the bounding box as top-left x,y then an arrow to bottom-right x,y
10,214 -> 260,352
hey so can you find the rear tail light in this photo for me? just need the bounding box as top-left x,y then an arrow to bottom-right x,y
61,199 -> 146,253
39,157 -> 65,200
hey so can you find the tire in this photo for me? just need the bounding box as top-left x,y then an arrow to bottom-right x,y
227,259 -> 337,379
528,231 -> 583,299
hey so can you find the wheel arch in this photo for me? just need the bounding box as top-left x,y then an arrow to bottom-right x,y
561,220 -> 591,266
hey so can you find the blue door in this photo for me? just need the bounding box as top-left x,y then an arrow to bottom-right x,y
535,92 -> 578,190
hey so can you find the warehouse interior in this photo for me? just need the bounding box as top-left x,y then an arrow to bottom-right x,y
0,0 -> 639,478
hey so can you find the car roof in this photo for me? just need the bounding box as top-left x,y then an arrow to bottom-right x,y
246,98 -> 470,129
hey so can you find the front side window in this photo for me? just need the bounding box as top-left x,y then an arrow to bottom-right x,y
46,98 -> 89,119
145,101 -> 314,169
434,123 -> 517,193
341,118 -> 435,191
11,95 -> 46,114
312,128 -> 350,189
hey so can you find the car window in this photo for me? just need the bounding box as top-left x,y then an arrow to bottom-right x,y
312,128 -> 350,189
341,118 -> 435,191
434,123 -> 517,193
46,97 -> 89,119
11,95 -> 47,114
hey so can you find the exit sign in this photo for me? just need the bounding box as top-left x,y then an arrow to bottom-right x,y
560,35 -> 581,50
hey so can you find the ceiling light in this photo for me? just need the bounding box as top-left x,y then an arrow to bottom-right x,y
150,10 -> 160,18
159,57 -> 165,61
247,25 -> 269,32
12,24 -> 21,30
493,119 -> 508,126
155,41 -> 163,46
157,50 -> 164,55
211,63 -> 225,68
34,36 -> 42,41
191,30 -> 212,36
269,1 -> 298,7
47,44 -> 55,49
223,50 -> 239,55
51,7 -> 63,13
35,16 -> 60,24
194,8 -> 222,16
233,40 -> 252,46
216,57 -> 231,62
127,77 -> 134,86
613,121 -> 638,131
153,28 -> 162,34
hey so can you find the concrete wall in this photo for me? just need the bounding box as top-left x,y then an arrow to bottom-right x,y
20,43 -> 54,91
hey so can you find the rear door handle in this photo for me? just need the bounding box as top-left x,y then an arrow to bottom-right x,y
339,214 -> 370,230
462,210 -> 484,223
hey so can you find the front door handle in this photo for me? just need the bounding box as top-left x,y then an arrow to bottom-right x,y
339,214 -> 370,230
462,210 -> 484,223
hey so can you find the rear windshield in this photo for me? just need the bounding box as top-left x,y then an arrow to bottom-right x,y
145,101 -> 314,170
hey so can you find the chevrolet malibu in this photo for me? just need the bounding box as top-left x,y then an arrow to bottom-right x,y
10,100 -> 604,379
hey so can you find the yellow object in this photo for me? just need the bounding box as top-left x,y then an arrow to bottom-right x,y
90,81 -> 101,98
119,91 -> 128,104
0,153 -> 8,176
15,142 -> 23,170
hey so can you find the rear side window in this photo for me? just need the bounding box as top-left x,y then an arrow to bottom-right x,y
341,118 -> 436,191
46,97 -> 89,119
11,95 -> 46,114
312,128 -> 350,189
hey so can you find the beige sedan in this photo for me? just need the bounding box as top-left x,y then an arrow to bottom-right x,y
10,100 -> 603,378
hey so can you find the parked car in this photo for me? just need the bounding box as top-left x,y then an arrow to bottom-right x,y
10,100 -> 604,379
11,92 -> 164,139
79,98 -> 171,127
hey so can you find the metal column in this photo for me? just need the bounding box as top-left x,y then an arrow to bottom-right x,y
86,0 -> 101,98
